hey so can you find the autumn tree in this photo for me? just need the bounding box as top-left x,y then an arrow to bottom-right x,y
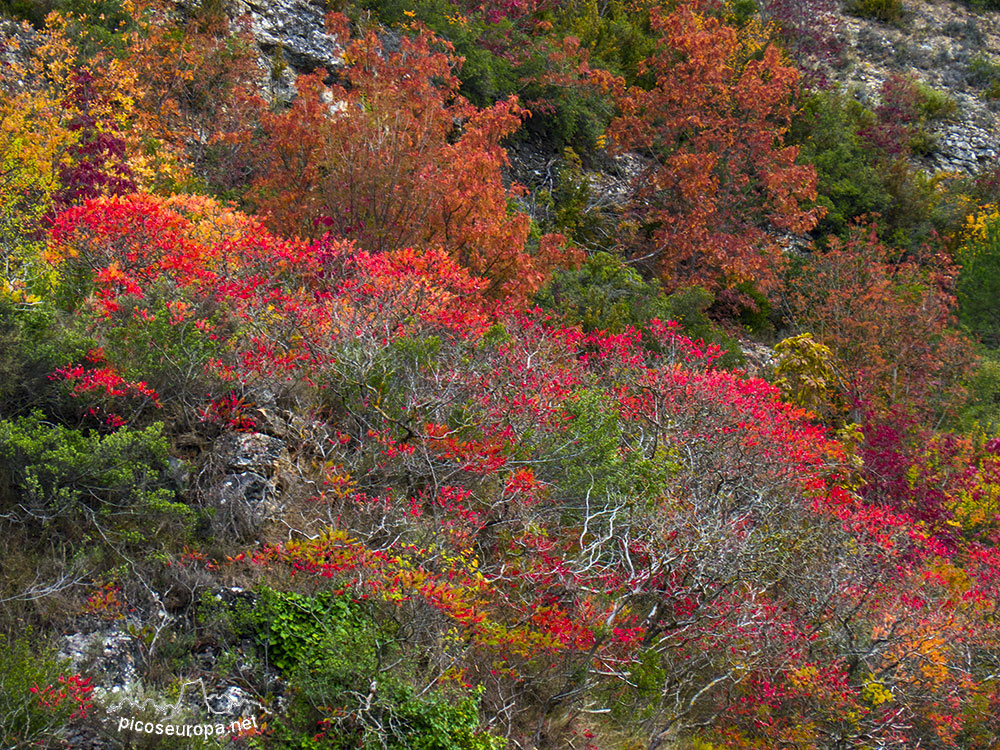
0,44 -> 72,300
49,69 -> 135,216
0,18 -> 129,300
787,222 -> 975,426
0,0 -> 216,276
250,19 -> 575,302
70,0 -> 262,193
608,0 -> 820,295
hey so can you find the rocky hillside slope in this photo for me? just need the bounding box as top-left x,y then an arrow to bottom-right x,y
836,0 -> 1000,174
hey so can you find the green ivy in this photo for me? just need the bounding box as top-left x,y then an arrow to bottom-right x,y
238,588 -> 358,674
240,587 -> 504,750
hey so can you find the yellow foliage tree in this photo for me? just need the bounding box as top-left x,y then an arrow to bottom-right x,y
0,27 -> 76,302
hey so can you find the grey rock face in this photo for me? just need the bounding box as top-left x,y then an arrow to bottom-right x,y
237,0 -> 342,71
836,0 -> 1000,177
931,121 -> 999,174
229,0 -> 343,100
206,684 -> 259,716
219,432 -> 286,474
212,432 -> 286,539
171,0 -> 343,100
59,626 -> 141,695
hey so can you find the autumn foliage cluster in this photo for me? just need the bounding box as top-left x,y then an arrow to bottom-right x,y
2,1 -> 1000,749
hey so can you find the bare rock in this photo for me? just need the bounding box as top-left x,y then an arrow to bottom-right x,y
59,626 -> 141,696
218,432 -> 286,475
206,684 -> 260,716
837,0 -> 1000,177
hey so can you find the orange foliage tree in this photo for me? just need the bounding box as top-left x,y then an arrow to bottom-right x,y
116,0 -> 261,192
249,19 -> 576,302
1,0 -> 258,225
608,0 -> 821,295
788,223 -> 975,426
0,32 -> 74,273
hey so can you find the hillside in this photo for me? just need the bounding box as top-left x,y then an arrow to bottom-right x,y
3,1 -> 1000,749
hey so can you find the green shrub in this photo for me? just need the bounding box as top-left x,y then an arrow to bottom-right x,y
543,386 -> 670,502
969,53 -> 1000,100
0,412 -> 173,518
791,87 -> 968,251
725,0 -> 759,26
535,251 -> 666,334
534,252 -> 743,366
958,353 -> 1000,433
518,55 -> 614,152
545,0 -> 657,86
957,211 -> 1000,349
286,663 -> 500,750
907,126 -> 938,157
0,632 -> 85,747
789,90 -> 890,240
0,0 -> 58,25
0,0 -> 127,27
0,412 -> 194,557
914,81 -> 958,122
529,1 -> 658,150
845,0 -> 904,24
880,162 -> 968,252
0,299 -> 93,421
964,0 -> 1000,11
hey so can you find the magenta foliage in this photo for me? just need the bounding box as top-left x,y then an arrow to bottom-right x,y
51,70 -> 136,216
859,407 -> 960,544
859,74 -> 922,157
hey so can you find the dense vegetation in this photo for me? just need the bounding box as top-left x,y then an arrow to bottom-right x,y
3,0 -> 1000,748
